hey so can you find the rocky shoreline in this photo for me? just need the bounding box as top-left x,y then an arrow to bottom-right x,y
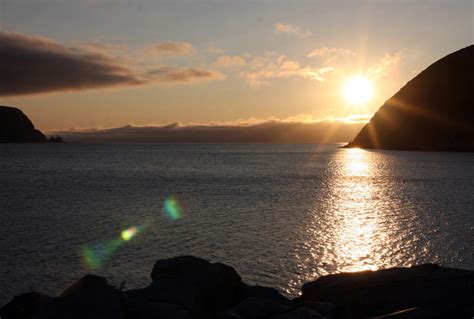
1,256 -> 473,319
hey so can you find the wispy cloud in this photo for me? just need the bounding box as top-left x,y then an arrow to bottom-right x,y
367,51 -> 402,79
207,43 -> 226,54
76,41 -> 128,55
147,66 -> 225,84
213,55 -> 246,68
307,47 -> 355,58
274,23 -> 312,39
153,41 -> 195,57
241,54 -> 333,87
324,113 -> 374,124
306,47 -> 402,80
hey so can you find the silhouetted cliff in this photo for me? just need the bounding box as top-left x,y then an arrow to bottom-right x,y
0,106 -> 47,143
346,45 -> 474,151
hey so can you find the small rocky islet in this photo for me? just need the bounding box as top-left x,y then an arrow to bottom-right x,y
0,106 -> 63,143
1,256 -> 473,319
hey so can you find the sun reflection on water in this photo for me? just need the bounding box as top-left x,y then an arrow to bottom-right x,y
344,148 -> 370,176
305,148 -> 392,276
331,148 -> 384,272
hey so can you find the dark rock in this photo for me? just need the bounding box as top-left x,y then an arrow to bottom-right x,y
300,264 -> 474,318
228,297 -> 294,319
124,288 -> 190,319
372,307 -> 441,319
0,292 -> 53,319
2,258 -> 474,319
217,313 -> 245,319
151,255 -> 210,279
48,136 -> 64,143
38,274 -> 125,319
0,275 -> 125,319
128,300 -> 190,319
270,307 -> 325,319
147,256 -> 242,314
240,284 -> 290,304
292,301 -> 336,318
0,106 -> 47,143
345,45 -> 474,151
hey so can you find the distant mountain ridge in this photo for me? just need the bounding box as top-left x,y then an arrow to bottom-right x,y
0,106 -> 47,143
346,45 -> 474,151
52,122 -> 364,143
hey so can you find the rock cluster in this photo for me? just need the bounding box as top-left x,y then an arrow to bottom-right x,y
1,256 -> 473,319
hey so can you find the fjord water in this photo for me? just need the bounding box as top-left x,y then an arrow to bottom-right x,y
0,144 -> 473,305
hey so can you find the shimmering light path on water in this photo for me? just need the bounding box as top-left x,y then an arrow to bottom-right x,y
0,144 -> 473,304
303,148 -> 392,275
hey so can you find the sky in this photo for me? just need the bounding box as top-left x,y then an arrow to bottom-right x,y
0,0 -> 472,134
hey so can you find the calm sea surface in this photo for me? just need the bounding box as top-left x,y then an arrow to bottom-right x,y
1,144 -> 473,305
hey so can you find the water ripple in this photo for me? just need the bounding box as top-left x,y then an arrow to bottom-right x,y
0,144 -> 473,304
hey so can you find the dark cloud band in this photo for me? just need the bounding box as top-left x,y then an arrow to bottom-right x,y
0,32 -> 222,96
148,67 -> 224,83
0,32 -> 142,96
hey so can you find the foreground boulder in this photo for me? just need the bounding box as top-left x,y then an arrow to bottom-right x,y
51,274 -> 125,319
0,292 -> 53,319
0,275 -> 125,319
346,45 -> 474,151
300,263 -> 474,318
372,307 -> 441,319
1,258 -> 473,319
127,256 -> 243,317
151,255 -> 242,311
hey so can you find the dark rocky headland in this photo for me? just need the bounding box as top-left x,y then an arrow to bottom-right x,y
0,105 -> 63,143
346,45 -> 474,151
1,256 -> 473,319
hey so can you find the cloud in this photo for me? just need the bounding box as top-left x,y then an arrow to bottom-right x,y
241,54 -> 333,87
52,120 -> 365,144
274,23 -> 312,38
147,66 -> 225,83
324,113 -> 373,124
213,55 -> 246,68
307,47 -> 355,58
0,32 -> 142,96
0,32 -> 225,96
367,51 -> 402,79
207,43 -> 226,54
153,41 -> 195,57
305,47 -> 402,80
77,41 -> 128,55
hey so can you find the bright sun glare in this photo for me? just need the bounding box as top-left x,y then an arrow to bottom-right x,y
343,75 -> 374,106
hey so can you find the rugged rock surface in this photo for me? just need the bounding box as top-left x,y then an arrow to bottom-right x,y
346,45 -> 474,151
1,256 -> 473,319
0,106 -> 47,143
301,263 -> 474,318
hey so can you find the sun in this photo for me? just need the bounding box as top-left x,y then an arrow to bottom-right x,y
343,75 -> 374,106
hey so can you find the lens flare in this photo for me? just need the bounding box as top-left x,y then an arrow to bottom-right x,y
81,225 -> 145,270
121,226 -> 138,241
163,196 -> 184,220
81,239 -> 122,270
